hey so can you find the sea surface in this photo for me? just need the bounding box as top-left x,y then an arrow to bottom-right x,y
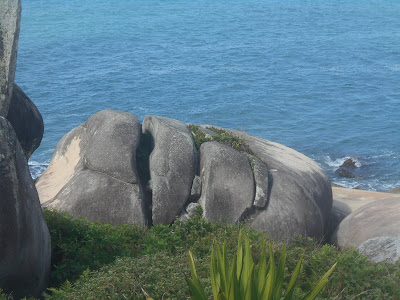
16,0 -> 399,191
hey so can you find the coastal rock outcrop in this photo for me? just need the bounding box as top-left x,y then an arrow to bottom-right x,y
6,83 -> 44,159
36,111 -> 333,241
334,158 -> 360,179
36,110 -> 147,226
0,117 -> 51,298
331,197 -> 400,250
0,0 -> 21,117
142,116 -> 197,225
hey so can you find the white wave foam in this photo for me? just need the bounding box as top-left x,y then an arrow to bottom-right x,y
28,161 -> 49,179
323,155 -> 362,169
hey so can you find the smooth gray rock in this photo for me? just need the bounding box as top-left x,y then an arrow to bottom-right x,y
247,155 -> 269,208
358,236 -> 400,264
180,202 -> 201,221
50,169 -> 146,226
36,110 -> 146,226
0,0 -> 21,117
210,128 -> 332,241
326,199 -> 353,241
142,115 -> 197,225
83,110 -> 141,183
331,197 -> 400,250
0,117 -> 51,298
190,175 -> 202,201
199,141 -> 254,223
6,83 -> 44,159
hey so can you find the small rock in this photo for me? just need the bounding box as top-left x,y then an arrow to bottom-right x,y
341,158 -> 357,169
335,158 -> 360,178
358,236 -> 400,264
180,202 -> 201,221
190,175 -> 202,201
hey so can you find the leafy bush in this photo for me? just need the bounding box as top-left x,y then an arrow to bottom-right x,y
13,210 -> 395,299
43,209 -> 142,287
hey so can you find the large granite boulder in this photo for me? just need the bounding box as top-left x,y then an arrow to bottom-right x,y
6,83 -> 44,159
0,0 -> 21,117
37,114 -> 333,241
198,141 -> 254,223
331,197 -> 400,250
357,236 -> 400,264
326,187 -> 398,240
227,129 -> 332,241
0,117 -> 51,297
142,116 -> 197,225
36,110 -> 147,226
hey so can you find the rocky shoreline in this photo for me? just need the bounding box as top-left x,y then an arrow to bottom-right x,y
1,2 -> 399,298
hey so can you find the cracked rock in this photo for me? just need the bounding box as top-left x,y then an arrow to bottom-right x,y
142,115 -> 197,225
36,110 -> 146,226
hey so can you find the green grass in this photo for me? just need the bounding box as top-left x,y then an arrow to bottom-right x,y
188,125 -> 253,155
2,209 -> 400,299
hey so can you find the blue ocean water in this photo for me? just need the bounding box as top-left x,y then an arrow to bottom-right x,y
16,0 -> 399,191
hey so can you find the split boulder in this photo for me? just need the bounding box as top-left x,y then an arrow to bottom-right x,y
142,116 -> 197,225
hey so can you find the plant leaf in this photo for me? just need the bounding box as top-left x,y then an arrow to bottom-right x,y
283,252 -> 304,300
273,243 -> 286,300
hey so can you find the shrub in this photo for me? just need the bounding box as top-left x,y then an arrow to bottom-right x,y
187,231 -> 337,300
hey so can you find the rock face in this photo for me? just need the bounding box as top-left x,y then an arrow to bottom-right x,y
248,155 -> 269,208
0,117 -> 51,297
334,158 -> 359,178
358,236 -> 400,264
36,110 -> 147,226
36,113 -> 333,241
142,116 -> 197,225
326,199 -> 352,241
199,142 -> 254,223
6,83 -> 44,159
331,197 -> 400,250
0,0 -> 21,117
236,131 -> 332,241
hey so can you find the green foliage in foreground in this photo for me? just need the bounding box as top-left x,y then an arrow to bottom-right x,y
3,210 -> 399,299
187,231 -> 337,300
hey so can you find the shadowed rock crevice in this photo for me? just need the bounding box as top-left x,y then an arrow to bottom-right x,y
136,130 -> 154,227
6,83 -> 44,159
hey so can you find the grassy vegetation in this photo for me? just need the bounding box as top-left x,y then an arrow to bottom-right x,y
2,209 -> 400,299
188,125 -> 253,155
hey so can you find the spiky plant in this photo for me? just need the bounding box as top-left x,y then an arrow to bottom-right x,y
187,231 -> 337,300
